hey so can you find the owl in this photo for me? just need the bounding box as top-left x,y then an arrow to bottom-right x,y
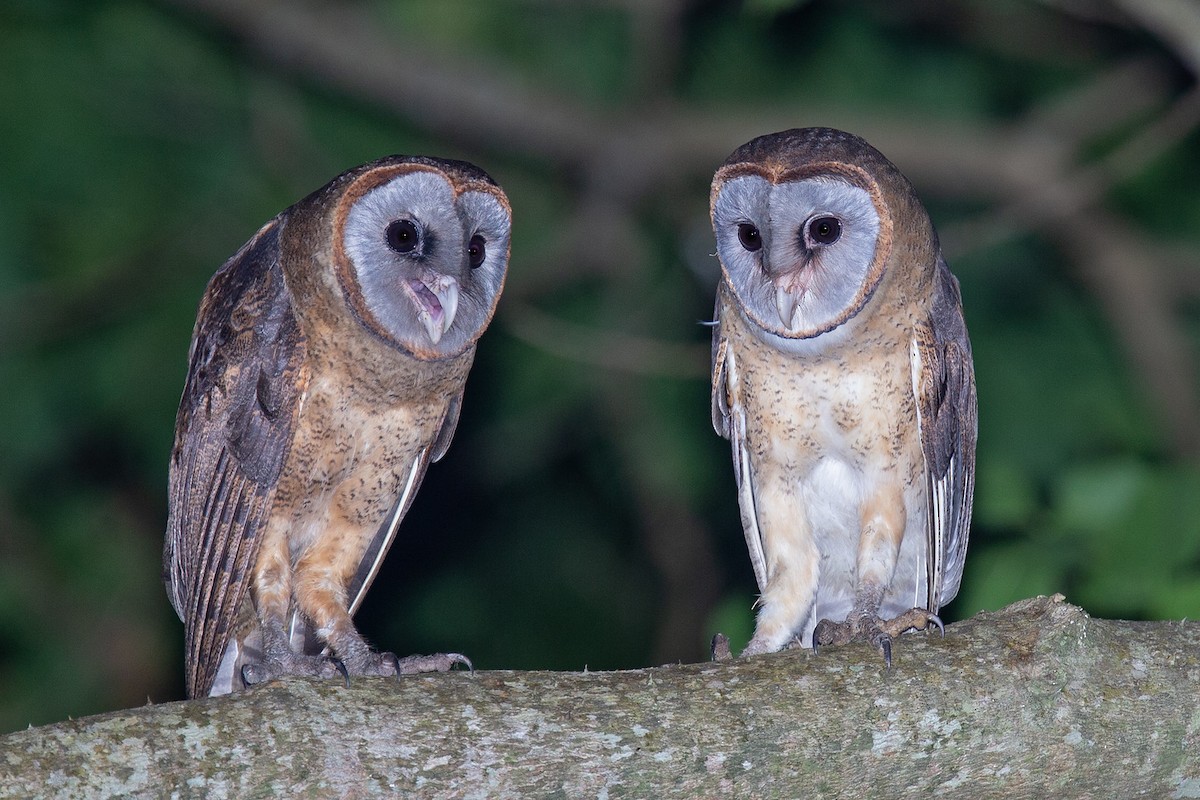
709,128 -> 976,664
164,155 -> 510,698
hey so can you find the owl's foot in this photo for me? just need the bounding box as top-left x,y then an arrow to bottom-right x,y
342,650 -> 402,677
813,608 -> 943,668
240,652 -> 348,688
394,652 -> 474,674
338,648 -> 472,679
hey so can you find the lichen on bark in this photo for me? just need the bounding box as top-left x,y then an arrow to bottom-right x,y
2,596 -> 1199,799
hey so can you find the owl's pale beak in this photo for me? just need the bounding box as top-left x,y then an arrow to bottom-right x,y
407,274 -> 460,344
773,269 -> 811,330
775,285 -> 802,330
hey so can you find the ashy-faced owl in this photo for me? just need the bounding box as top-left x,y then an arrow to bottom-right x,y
709,128 -> 976,663
165,155 -> 510,697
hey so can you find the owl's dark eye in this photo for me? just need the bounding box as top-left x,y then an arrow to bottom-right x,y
467,234 -> 486,268
385,219 -> 420,254
737,223 -> 762,252
808,216 -> 842,246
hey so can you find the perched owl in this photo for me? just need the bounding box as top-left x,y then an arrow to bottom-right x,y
709,128 -> 976,664
165,155 -> 510,698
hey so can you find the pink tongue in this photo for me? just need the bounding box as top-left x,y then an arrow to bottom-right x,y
409,279 -> 442,313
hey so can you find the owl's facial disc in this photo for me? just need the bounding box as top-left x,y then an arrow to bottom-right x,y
339,167 -> 511,358
713,174 -> 883,339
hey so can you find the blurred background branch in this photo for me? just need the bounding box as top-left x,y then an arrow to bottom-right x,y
1,0 -> 1197,733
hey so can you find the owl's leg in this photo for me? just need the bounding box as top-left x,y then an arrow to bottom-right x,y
741,474 -> 820,656
316,612 -> 471,678
241,521 -> 345,688
812,482 -> 940,666
291,542 -> 471,679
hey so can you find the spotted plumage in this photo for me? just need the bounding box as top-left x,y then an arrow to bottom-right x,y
165,156 -> 510,697
709,128 -> 976,662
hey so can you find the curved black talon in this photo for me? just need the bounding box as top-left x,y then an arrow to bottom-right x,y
929,614 -> 946,638
378,652 -> 401,676
879,637 -> 893,670
333,658 -> 350,688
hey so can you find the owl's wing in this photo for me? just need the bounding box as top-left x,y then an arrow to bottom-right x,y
164,218 -> 308,698
712,294 -> 769,593
343,390 -> 465,618
910,259 -> 977,612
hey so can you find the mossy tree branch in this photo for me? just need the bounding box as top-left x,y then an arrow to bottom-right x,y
3,596 -> 1199,799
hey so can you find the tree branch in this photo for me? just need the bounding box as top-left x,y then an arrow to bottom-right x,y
4,597 -> 1199,798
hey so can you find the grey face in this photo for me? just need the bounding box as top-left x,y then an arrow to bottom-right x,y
341,170 -> 510,358
713,174 -> 882,340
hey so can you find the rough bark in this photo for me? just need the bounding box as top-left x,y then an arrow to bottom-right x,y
2,596 -> 1199,799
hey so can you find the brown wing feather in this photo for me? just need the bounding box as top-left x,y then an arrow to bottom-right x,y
913,259 -> 978,611
164,218 -> 308,698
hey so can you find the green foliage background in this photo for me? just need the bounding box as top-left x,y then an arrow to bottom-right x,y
1,0 -> 1198,732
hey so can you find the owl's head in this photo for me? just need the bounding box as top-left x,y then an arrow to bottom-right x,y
710,128 -> 932,343
318,155 -> 511,360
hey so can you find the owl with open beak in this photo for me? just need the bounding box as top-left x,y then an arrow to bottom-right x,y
165,155 -> 510,697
